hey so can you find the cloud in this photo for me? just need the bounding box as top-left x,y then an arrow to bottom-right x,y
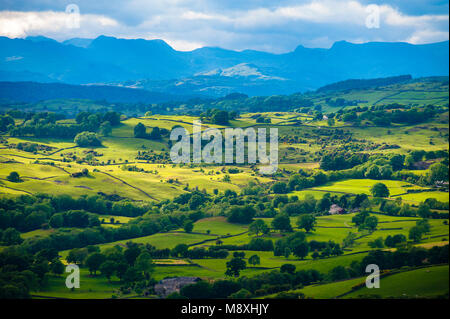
0,0 -> 448,52
0,10 -> 119,39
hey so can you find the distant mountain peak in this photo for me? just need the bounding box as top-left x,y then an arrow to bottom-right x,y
25,36 -> 58,43
62,38 -> 93,48
196,63 -> 285,80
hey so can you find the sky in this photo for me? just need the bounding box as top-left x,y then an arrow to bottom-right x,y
0,0 -> 448,53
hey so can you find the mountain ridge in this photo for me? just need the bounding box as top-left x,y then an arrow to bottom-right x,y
0,35 -> 448,96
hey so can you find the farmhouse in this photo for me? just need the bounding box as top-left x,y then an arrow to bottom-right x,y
329,204 -> 346,215
154,277 -> 201,297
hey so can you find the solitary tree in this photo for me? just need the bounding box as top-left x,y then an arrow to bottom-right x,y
371,183 -> 390,198
85,252 -> 105,275
7,171 -> 21,183
183,220 -> 194,233
225,256 -> 246,277
248,220 -> 269,236
297,214 -> 316,232
248,254 -> 260,266
100,260 -> 116,281
271,213 -> 292,232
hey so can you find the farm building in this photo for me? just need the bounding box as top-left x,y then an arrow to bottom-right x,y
329,204 -> 346,215
154,277 -> 201,297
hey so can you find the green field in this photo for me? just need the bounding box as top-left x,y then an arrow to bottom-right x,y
344,265 -> 449,299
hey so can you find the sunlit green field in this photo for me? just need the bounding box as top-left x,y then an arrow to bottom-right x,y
311,179 -> 430,197
344,265 -> 449,299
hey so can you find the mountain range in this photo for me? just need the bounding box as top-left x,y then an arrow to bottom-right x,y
0,35 -> 448,97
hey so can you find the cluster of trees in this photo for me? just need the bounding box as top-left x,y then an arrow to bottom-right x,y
0,246 -> 65,298
273,232 -> 309,259
134,123 -> 167,140
380,200 -> 448,219
200,109 -> 236,125
67,242 -> 155,293
352,211 -> 379,232
8,111 -> 122,139
0,194 -> 151,232
74,131 -> 102,147
337,104 -> 440,126
320,151 -> 369,171
48,210 -> 100,228
171,244 -> 229,259
0,114 -> 14,132
158,93 -> 314,115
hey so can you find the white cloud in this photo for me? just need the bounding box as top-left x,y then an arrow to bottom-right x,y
0,10 -> 119,39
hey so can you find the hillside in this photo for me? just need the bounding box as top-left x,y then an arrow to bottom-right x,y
0,81 -> 198,104
1,76 -> 448,116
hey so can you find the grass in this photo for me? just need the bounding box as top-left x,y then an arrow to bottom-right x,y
95,232 -> 216,251
34,268 -> 121,299
344,265 -> 449,299
193,217 -> 248,236
396,191 -> 449,203
311,179 -> 430,197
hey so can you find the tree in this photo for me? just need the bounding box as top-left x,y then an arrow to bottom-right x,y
211,110 -> 229,125
134,122 -> 147,138
1,228 -> 23,245
368,237 -> 384,248
99,260 -> 116,281
280,264 -> 296,274
271,213 -> 292,232
180,281 -> 212,299
225,257 -> 246,277
50,259 -> 65,275
229,289 -> 252,299
416,219 -> 431,234
172,244 -> 189,257
183,220 -> 194,233
390,154 -> 404,171
49,214 -> 64,228
85,252 -> 105,275
188,194 -> 204,210
248,254 -> 260,266
248,220 -> 269,236
74,131 -> 102,147
227,205 -> 256,224
328,266 -> 349,281
327,118 -> 335,126
360,216 -> 378,232
371,183 -> 389,198
352,211 -> 369,226
417,203 -> 431,219
296,214 -> 316,232
136,252 -> 155,277
409,226 -> 423,242
425,163 -> 449,185
291,239 -> 309,259
7,171 -> 21,183
99,121 -> 112,136
343,232 -> 357,248
123,266 -> 144,284
272,182 -> 287,194
384,234 -> 406,248
148,127 -> 161,140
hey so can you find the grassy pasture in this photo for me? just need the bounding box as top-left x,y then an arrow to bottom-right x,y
193,217 -> 248,236
34,268 -> 121,299
344,265 -> 449,299
311,179 -> 430,197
